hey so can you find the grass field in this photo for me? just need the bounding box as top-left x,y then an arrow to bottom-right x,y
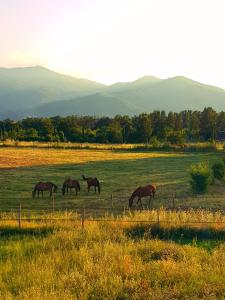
0,210 -> 225,299
0,147 -> 225,212
1,146 -> 225,299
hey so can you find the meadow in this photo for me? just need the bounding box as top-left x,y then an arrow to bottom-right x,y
0,146 -> 225,212
1,146 -> 225,299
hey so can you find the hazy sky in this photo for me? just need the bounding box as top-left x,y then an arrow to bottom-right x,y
1,0 -> 225,87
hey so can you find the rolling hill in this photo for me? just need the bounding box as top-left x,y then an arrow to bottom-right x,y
0,66 -> 225,118
0,66 -> 104,118
33,93 -> 139,117
106,76 -> 225,112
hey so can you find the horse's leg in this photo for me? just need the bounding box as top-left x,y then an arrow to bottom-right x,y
137,197 -> 141,206
88,185 -> 90,193
149,195 -> 152,208
139,197 -> 143,209
95,186 -> 96,193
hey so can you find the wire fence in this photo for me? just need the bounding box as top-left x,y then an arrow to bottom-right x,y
1,189 -> 225,231
1,201 -> 225,230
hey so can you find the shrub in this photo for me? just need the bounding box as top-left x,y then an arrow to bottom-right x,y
189,162 -> 212,193
151,247 -> 184,261
212,161 -> 225,180
149,136 -> 161,148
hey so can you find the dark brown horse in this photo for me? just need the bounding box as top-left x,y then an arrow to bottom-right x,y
32,182 -> 58,198
82,175 -> 101,194
129,184 -> 156,208
62,178 -> 81,195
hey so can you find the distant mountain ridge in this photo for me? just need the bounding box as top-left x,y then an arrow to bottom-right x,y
0,66 -> 225,119
0,66 -> 104,118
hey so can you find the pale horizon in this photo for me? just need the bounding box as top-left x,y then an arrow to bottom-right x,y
1,0 -> 225,88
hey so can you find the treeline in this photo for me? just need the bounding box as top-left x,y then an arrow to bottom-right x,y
0,107 -> 224,144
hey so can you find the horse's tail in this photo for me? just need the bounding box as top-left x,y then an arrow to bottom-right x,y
62,183 -> 66,195
82,175 -> 87,181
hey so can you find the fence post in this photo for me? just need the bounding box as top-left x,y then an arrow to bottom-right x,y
172,192 -> 175,210
18,203 -> 21,229
157,209 -> 160,226
52,195 -> 55,213
111,194 -> 113,212
82,207 -> 85,231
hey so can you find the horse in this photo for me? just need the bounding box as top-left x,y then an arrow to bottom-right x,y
82,175 -> 101,194
129,184 -> 156,208
62,178 -> 81,195
32,182 -> 58,198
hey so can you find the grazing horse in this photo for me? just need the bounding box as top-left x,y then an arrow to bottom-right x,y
82,175 -> 101,194
32,182 -> 58,198
129,184 -> 156,208
62,178 -> 81,195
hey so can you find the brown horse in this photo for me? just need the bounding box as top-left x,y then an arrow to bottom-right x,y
32,182 -> 58,198
129,184 -> 156,208
82,175 -> 101,194
62,178 -> 81,195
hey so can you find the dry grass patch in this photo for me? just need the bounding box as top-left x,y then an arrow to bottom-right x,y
0,147 -> 181,169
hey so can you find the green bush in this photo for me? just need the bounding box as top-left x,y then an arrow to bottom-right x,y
212,161 -> 225,180
189,162 -> 212,193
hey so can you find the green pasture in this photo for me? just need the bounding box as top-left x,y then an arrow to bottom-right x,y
0,150 -> 225,212
1,149 -> 225,299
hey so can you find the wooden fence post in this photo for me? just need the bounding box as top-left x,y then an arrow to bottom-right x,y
172,192 -> 175,210
111,194 -> 113,212
52,195 -> 55,213
157,209 -> 160,226
82,207 -> 85,231
18,203 -> 21,229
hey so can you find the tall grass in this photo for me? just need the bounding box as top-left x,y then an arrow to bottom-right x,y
0,210 -> 225,299
0,140 -> 223,152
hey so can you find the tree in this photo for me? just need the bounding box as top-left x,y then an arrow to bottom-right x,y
200,107 -> 217,141
106,121 -> 123,143
134,113 -> 152,143
114,115 -> 133,143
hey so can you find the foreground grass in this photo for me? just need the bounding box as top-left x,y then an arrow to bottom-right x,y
0,210 -> 225,299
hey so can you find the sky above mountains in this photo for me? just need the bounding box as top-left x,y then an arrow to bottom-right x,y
0,0 -> 225,88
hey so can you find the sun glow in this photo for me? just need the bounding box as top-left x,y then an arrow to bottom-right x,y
0,0 -> 225,87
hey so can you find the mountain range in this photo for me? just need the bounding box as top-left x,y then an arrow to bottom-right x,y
0,66 -> 225,119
